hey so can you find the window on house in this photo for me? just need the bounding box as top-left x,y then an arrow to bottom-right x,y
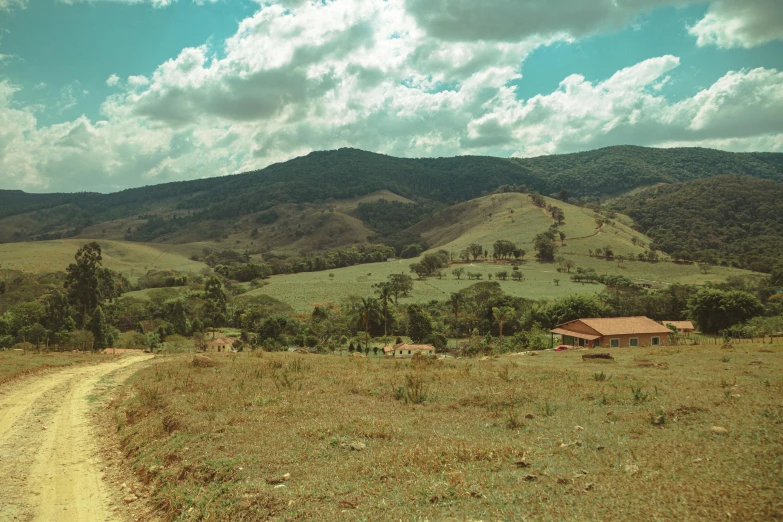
629,338 -> 639,347
651,336 -> 660,346
610,338 -> 620,348
408,350 -> 411,354
594,339 -> 600,347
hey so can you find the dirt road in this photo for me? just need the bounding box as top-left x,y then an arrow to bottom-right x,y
0,355 -> 152,521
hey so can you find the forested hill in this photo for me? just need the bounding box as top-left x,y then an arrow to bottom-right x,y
1,145 -> 781,243
612,175 -> 783,273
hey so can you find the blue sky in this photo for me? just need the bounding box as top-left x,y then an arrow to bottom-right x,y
0,0 -> 781,192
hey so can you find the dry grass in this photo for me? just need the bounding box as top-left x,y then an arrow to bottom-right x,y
110,344 -> 783,521
0,351 -> 104,386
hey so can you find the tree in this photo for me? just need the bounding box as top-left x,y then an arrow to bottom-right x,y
468,243 -> 483,261
20,323 -> 48,350
534,231 -> 557,262
65,242 -> 105,328
203,277 -> 227,337
407,304 -> 433,343
492,306 -> 515,352
511,271 -> 524,282
388,273 -> 413,303
687,288 -> 764,335
359,297 -> 381,350
89,305 -> 114,351
496,271 -> 508,281
559,231 -> 566,245
374,283 -> 393,336
452,267 -> 465,280
533,294 -> 609,328
447,292 -> 466,339
698,262 -> 712,274
70,330 -> 94,351
558,189 -> 570,202
410,262 -> 429,279
41,290 -> 75,334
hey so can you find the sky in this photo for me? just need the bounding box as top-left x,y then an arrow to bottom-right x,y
0,0 -> 781,193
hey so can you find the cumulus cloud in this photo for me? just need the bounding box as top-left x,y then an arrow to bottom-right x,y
404,0 -> 692,42
688,0 -> 783,48
57,0 -> 217,7
0,0 -> 26,11
1,0 -> 782,193
106,74 -> 121,87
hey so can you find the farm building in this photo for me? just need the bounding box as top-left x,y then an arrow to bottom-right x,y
662,320 -> 696,334
551,316 -> 671,348
206,337 -> 235,353
383,343 -> 435,358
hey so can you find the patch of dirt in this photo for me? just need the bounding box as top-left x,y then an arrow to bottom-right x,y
0,354 -> 154,521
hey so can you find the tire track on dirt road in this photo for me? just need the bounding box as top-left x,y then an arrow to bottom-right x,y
0,355 -> 153,521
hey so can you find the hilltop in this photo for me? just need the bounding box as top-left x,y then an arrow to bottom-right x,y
1,146 -> 781,249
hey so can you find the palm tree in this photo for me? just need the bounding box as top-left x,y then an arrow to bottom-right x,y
375,284 -> 393,337
448,292 -> 466,340
492,306 -> 515,353
359,297 -> 381,351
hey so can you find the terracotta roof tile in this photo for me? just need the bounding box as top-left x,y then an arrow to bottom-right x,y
555,317 -> 671,336
662,321 -> 695,331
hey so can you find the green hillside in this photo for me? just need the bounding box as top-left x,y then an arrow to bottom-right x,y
1,146 -> 781,248
243,193 -> 759,312
612,175 -> 783,272
0,240 -> 206,281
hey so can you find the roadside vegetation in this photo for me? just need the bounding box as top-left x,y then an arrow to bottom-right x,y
110,343 -> 783,520
0,351 -> 104,386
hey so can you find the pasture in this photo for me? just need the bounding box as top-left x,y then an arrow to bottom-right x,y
0,239 -> 207,282
111,342 -> 783,521
246,259 -> 603,312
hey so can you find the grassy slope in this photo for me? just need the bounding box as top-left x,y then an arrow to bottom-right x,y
247,259 -> 602,312
0,239 -> 207,281
248,193 -> 757,312
112,343 -> 783,521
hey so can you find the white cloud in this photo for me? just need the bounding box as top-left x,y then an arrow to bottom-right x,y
0,0 -> 26,11
106,74 -> 121,87
0,0 -> 782,193
404,0 -> 691,42
57,0 -> 216,7
688,0 -> 783,48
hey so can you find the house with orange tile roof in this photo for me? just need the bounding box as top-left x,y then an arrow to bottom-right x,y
551,316 -> 672,348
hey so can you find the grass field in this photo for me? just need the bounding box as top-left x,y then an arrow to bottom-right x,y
246,259 -> 603,312
0,351 -> 107,386
0,239 -> 207,281
111,342 -> 783,521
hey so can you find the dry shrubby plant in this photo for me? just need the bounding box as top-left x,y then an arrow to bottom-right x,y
109,344 -> 783,521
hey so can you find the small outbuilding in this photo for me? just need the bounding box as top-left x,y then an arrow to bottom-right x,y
207,337 -> 235,353
383,343 -> 435,358
662,321 -> 696,335
551,316 -> 672,348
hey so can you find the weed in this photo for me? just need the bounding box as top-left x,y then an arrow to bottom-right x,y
593,371 -> 609,382
631,387 -> 649,403
392,374 -> 429,404
506,408 -> 523,430
538,400 -> 557,417
287,358 -> 307,373
764,379 -> 771,387
651,409 -> 666,426
721,356 -> 731,363
498,365 -> 513,382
